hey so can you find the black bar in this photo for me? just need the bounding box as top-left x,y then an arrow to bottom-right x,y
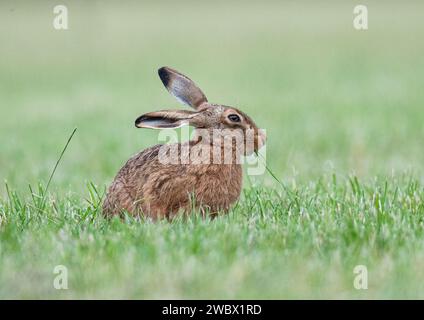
0,300 -> 418,318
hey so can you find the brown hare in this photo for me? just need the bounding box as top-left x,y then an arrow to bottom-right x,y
103,67 -> 266,219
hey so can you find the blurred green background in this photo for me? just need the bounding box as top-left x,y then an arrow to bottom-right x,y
1,0 -> 423,192
1,0 -> 424,299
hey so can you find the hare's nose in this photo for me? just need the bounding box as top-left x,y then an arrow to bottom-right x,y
258,129 -> 267,142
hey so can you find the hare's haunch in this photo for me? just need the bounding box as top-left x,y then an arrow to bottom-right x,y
103,67 -> 266,219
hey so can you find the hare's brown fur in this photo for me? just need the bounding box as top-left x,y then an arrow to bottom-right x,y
103,67 -> 265,219
103,142 -> 242,219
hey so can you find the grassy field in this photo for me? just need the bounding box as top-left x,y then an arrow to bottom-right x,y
1,1 -> 424,299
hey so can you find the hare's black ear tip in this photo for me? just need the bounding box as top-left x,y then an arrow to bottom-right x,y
135,115 -> 145,128
158,67 -> 171,87
135,118 -> 140,128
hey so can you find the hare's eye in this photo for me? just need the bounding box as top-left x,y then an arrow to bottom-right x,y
228,114 -> 241,122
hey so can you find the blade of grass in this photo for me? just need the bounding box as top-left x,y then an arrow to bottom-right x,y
40,128 -> 77,211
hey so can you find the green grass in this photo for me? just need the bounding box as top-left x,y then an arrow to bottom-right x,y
2,176 -> 424,298
1,0 -> 424,298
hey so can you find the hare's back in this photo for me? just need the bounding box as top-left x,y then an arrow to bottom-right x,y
103,144 -> 163,216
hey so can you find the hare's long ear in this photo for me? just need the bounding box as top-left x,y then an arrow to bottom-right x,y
158,67 -> 208,109
135,110 -> 198,129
